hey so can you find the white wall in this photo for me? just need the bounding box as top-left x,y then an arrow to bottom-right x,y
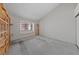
10,15 -> 36,41
39,3 -> 77,44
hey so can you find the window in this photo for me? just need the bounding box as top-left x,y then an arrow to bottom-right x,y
20,21 -> 34,33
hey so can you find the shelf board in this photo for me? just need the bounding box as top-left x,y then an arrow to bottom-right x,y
0,17 -> 8,24
0,38 -> 6,48
0,31 -> 7,34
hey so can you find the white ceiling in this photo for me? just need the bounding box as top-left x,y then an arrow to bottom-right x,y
4,3 -> 59,21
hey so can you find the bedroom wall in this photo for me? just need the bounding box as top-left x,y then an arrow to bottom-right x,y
39,3 -> 77,44
10,15 -> 36,41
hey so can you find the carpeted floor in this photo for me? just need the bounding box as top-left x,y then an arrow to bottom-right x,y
7,36 -> 79,55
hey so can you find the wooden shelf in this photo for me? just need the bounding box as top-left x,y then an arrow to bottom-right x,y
0,3 -> 10,55
0,38 -> 6,47
0,31 -> 7,34
0,18 -> 8,24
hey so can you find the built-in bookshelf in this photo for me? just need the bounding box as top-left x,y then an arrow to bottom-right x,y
0,4 -> 10,54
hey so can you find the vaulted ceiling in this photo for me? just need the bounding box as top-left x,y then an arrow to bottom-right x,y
4,3 -> 59,21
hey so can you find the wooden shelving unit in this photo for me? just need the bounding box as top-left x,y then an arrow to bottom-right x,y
0,4 -> 10,55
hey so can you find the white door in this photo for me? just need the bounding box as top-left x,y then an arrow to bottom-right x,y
74,4 -> 79,47
77,16 -> 79,47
